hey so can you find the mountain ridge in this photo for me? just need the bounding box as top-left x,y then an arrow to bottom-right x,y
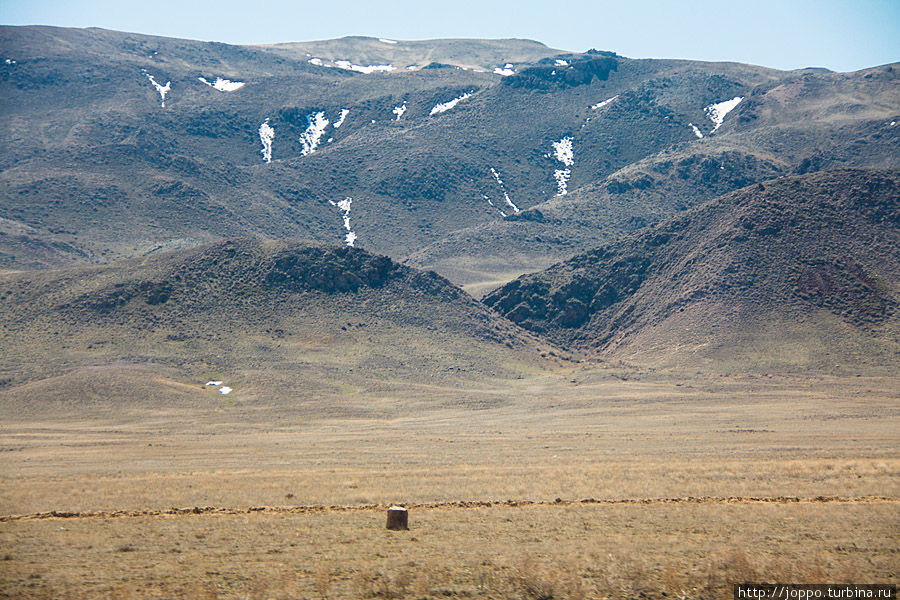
483,168 -> 900,372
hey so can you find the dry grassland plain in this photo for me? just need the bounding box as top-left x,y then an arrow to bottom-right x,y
1,369 -> 898,598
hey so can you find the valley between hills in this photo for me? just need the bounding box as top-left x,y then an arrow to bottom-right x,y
0,26 -> 898,599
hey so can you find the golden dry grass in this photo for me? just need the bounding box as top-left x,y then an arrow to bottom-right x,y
1,370 -> 898,598
2,502 -> 896,599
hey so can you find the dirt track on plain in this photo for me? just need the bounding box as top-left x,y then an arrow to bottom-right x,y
3,494 -> 896,523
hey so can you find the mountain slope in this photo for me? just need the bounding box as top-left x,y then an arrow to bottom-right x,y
256,36 -> 563,72
2,26 -> 898,295
0,239 -> 553,417
483,169 -> 900,372
407,65 -> 900,290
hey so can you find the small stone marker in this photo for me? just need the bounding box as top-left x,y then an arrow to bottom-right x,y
386,506 -> 408,530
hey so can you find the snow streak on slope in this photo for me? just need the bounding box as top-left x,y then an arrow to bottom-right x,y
493,63 -> 515,76
308,58 -> 324,66
300,112 -> 329,156
379,38 -> 398,44
551,136 -> 574,196
591,95 -> 618,110
392,103 -> 407,120
258,119 -> 274,163
198,76 -> 245,91
204,381 -> 231,395
482,194 -> 507,218
334,60 -> 395,74
689,123 -> 704,139
490,168 -> 520,213
555,59 -> 569,66
430,92 -> 472,115
145,73 -> 170,107
329,197 -> 357,246
704,96 -> 743,132
259,117 -> 275,163
333,109 -> 349,128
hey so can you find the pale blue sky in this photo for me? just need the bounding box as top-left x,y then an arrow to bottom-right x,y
2,0 -> 898,72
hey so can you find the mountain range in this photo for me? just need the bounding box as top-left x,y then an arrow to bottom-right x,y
1,25 -> 898,388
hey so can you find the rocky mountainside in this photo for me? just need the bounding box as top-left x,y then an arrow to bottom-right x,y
484,170 -> 900,372
0,239 -> 552,416
3,26 -> 897,290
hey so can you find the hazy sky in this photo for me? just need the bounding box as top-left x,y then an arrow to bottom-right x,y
2,0 -> 898,72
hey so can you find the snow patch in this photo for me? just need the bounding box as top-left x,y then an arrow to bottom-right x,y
891,121 -> 896,127
329,197 -> 357,246
430,92 -> 472,115
334,60 -> 395,74
379,38 -> 398,44
591,95 -> 618,110
482,194 -> 507,217
549,137 -> 574,196
333,109 -> 349,128
552,136 -> 574,167
392,103 -> 407,120
204,381 -> 231,395
704,96 -> 743,132
689,123 -> 704,139
300,111 -> 329,156
145,73 -> 170,107
554,169 -> 571,196
308,58 -> 324,66
4,59 -> 15,65
490,168 -> 520,213
198,76 -> 245,92
258,118 -> 275,163
555,59 -> 569,66
493,63 -> 515,76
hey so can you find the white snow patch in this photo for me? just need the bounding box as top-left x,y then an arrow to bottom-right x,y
308,58 -> 324,66
689,123 -> 704,139
493,65 -> 515,76
406,65 -> 419,70
145,73 -> 170,107
554,169 -> 571,196
549,137 -> 574,196
334,60 -> 395,74
891,121 -> 896,127
481,194 -> 507,217
552,136 -> 574,167
490,168 -> 520,213
392,103 -> 407,120
4,59 -> 15,65
704,96 -> 743,132
258,118 -> 275,163
555,59 -> 569,66
299,111 -> 329,156
379,38 -> 398,44
204,380 -> 231,395
430,92 -> 472,115
333,109 -> 349,128
591,95 -> 618,110
198,76 -> 245,91
329,197 -> 357,246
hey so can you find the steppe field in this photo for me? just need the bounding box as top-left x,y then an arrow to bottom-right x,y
2,368 -> 897,599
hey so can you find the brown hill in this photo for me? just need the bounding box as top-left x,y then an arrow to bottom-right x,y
483,169 -> 900,372
0,239 -> 552,417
